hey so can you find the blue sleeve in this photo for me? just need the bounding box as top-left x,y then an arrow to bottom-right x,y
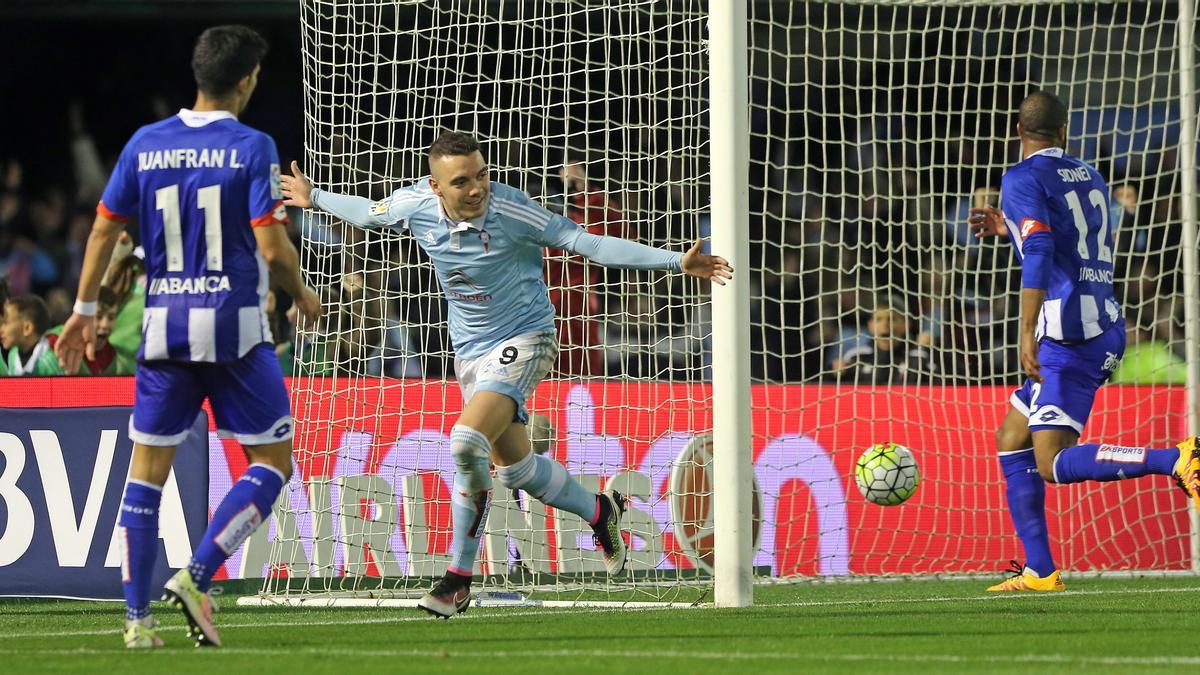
569,231 -> 683,271
1002,169 -> 1053,290
99,136 -> 140,220
311,186 -> 415,230
248,134 -> 286,227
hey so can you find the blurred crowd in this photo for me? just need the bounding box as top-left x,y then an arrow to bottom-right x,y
0,108 -> 1190,385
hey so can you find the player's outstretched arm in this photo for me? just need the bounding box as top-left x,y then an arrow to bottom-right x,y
566,231 -> 733,285
281,161 -> 390,230
680,237 -> 734,286
56,211 -> 125,373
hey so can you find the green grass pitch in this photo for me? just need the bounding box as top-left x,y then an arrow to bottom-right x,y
2,576 -> 1197,673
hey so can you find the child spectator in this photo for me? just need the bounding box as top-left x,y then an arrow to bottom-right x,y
2,295 -> 61,375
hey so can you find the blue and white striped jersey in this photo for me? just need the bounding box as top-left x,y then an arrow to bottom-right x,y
99,109 -> 287,363
1001,147 -> 1122,343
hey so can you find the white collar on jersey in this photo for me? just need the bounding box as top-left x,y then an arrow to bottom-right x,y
1027,147 -> 1065,159
438,195 -> 491,232
177,108 -> 237,128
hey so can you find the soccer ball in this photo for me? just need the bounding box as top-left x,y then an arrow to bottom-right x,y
855,442 -> 919,506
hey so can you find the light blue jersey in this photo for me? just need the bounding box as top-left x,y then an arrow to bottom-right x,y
312,179 -> 681,358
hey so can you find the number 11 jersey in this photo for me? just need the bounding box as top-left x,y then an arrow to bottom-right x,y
99,108 -> 287,363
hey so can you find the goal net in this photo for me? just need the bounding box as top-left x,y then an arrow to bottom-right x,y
246,0 -> 1196,607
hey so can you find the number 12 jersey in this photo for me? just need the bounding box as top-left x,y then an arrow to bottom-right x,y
1000,146 -> 1122,343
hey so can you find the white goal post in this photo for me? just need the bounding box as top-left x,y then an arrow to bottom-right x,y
239,0 -> 1200,610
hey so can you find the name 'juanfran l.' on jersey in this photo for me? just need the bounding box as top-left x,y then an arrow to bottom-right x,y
1001,147 -> 1122,343
99,109 -> 287,363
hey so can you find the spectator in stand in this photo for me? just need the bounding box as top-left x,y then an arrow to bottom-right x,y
2,295 -> 61,375
545,160 -> 627,376
832,299 -> 937,384
46,286 -> 134,375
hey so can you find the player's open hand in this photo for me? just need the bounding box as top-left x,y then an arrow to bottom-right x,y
968,206 -> 1009,239
281,161 -> 315,209
294,286 -> 323,324
55,312 -> 96,375
1019,332 -> 1042,383
681,237 -> 734,286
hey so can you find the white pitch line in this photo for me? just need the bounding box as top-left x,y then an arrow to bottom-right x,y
2,583 -> 1196,641
0,603 -> 669,640
766,583 -> 1200,608
0,646 -> 1196,667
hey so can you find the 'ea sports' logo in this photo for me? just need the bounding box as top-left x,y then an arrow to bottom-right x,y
668,435 -> 764,573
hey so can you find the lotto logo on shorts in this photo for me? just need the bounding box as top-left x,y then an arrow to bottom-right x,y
274,422 -> 292,439
1096,444 -> 1146,464
1037,410 -> 1060,423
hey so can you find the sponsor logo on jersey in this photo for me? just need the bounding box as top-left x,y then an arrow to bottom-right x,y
1020,218 -> 1050,240
270,163 -> 282,199
446,269 -> 479,291
422,231 -> 437,245
1079,266 -> 1114,283
1096,444 -> 1146,464
147,275 -> 232,295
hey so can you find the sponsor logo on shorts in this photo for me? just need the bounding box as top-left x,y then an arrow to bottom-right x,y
274,422 -> 292,439
1037,410 -> 1060,423
1102,351 -> 1121,372
1096,444 -> 1146,464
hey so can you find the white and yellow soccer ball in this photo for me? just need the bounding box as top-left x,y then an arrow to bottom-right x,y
854,442 -> 919,506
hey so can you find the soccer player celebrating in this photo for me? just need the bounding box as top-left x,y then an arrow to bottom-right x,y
969,91 -> 1200,592
56,26 -> 321,646
281,132 -> 731,617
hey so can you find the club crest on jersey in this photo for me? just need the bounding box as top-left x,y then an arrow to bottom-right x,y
270,163 -> 282,200
1020,218 -> 1050,240
479,229 -> 491,253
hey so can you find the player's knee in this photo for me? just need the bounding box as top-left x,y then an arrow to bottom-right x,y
1035,456 -> 1058,483
450,424 -> 492,470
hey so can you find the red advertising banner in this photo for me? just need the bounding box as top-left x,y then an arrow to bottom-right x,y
1,378 -> 1190,577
